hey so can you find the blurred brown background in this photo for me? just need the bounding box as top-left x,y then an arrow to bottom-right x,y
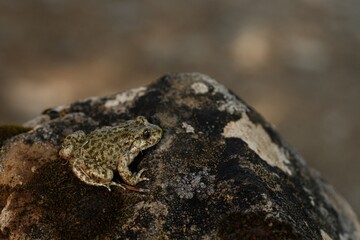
0,1 -> 359,216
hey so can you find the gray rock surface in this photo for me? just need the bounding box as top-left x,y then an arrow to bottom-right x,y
0,73 -> 359,239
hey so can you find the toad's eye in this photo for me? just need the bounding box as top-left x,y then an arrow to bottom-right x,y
142,129 -> 150,139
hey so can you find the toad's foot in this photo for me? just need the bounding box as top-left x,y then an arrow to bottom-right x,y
129,168 -> 149,185
118,165 -> 149,186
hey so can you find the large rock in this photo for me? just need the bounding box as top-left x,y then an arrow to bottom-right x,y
0,73 -> 359,239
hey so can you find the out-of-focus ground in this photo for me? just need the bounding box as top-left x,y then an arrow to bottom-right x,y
0,1 -> 359,216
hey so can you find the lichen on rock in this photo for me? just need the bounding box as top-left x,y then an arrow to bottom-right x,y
0,73 -> 359,239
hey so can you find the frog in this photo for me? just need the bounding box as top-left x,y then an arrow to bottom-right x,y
59,116 -> 163,192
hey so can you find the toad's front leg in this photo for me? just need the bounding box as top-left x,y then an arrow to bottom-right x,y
117,155 -> 149,186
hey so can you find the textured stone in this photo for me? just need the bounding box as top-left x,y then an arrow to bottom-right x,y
0,73 -> 359,239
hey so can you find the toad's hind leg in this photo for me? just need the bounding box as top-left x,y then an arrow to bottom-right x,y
71,158 -> 126,191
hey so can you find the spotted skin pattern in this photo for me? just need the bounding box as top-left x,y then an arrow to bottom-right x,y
59,116 -> 163,192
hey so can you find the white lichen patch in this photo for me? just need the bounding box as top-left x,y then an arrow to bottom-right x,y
321,230 -> 333,240
174,167 -> 215,199
104,86 -> 147,108
190,73 -> 248,114
259,193 -> 274,213
217,101 -> 245,115
191,82 -> 209,94
222,113 -> 292,175
182,122 -> 195,133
